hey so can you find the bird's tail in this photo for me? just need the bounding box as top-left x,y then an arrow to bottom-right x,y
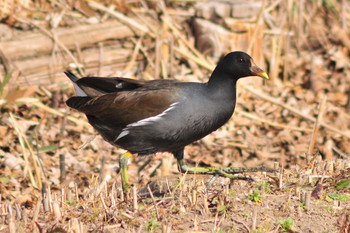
64,70 -> 79,82
64,70 -> 88,96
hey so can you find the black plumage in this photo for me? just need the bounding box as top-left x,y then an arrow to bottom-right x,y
66,51 -> 270,193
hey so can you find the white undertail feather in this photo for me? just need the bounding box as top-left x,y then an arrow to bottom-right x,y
73,83 -> 88,97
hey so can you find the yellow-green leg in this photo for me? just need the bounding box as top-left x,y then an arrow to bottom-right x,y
174,149 -> 275,179
119,152 -> 133,196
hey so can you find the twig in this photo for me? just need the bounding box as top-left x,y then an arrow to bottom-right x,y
59,154 -> 66,183
79,133 -> 98,150
155,34 -> 161,79
232,217 -> 251,232
147,185 -> 160,221
32,197 -> 42,222
69,218 -> 84,233
304,191 -> 311,209
174,47 -> 214,71
8,205 -> 16,233
213,211 -> 219,232
98,153 -> 106,184
14,203 -> 22,220
0,45 -> 13,73
162,15 -> 212,69
10,97 -> 90,128
124,37 -> 143,73
236,110 -> 312,132
308,96 -> 328,154
42,182 -> 49,212
99,194 -> 108,215
131,37 -> 155,69
88,1 -> 154,37
98,42 -> 104,76
9,113 -> 41,189
252,206 -> 258,230
278,168 -> 284,189
133,186 -> 138,212
332,146 -> 348,159
52,202 -> 62,221
247,0 -> 267,54
241,85 -> 350,139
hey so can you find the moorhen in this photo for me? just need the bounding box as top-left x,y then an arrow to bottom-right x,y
66,51 -> 270,195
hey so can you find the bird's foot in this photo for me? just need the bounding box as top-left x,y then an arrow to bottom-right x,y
177,159 -> 276,180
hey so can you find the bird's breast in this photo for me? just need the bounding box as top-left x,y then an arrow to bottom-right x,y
164,95 -> 236,142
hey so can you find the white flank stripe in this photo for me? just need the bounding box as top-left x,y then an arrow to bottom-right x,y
115,129 -> 130,141
128,102 -> 178,127
115,102 -> 178,141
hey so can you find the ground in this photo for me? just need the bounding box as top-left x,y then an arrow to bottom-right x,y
0,0 -> 350,232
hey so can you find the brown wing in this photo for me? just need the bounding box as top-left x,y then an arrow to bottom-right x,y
66,88 -> 180,126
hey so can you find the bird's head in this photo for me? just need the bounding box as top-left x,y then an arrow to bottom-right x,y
216,51 -> 269,80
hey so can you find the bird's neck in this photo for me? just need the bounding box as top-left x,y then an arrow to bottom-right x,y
206,71 -> 238,100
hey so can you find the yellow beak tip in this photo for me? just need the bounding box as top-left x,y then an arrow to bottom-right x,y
257,72 -> 270,80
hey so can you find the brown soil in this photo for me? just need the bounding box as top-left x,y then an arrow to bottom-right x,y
1,1 -> 350,232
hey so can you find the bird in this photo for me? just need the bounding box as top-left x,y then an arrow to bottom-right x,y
65,51 -> 270,195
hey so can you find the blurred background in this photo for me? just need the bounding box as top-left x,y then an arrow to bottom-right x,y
0,0 -> 350,231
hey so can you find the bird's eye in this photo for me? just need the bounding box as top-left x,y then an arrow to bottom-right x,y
239,58 -> 244,63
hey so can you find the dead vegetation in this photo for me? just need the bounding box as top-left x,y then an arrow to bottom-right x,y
0,0 -> 350,232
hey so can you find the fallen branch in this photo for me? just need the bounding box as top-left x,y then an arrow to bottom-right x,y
0,20 -> 138,60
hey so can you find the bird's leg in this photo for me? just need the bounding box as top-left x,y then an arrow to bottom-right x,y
119,151 -> 133,197
174,149 -> 275,180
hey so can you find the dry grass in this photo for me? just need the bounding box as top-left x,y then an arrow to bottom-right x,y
1,0 -> 350,232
